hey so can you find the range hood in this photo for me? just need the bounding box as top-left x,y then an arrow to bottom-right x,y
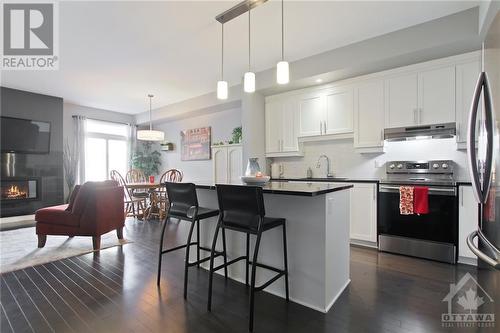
384,123 -> 456,141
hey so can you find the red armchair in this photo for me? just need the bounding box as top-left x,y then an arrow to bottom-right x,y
35,180 -> 125,250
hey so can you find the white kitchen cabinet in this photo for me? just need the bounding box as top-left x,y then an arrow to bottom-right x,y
458,185 -> 479,264
212,144 -> 242,183
265,97 -> 300,157
298,92 -> 323,137
456,59 -> 481,148
385,65 -> 456,128
418,65 -> 456,125
350,183 -> 378,245
354,79 -> 385,149
385,73 -> 418,128
324,87 -> 353,134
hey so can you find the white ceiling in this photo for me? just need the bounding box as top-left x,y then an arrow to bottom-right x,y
1,0 -> 479,114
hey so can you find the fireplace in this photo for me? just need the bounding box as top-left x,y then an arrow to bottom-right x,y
1,178 -> 39,201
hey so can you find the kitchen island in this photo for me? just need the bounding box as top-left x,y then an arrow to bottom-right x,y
190,181 -> 352,313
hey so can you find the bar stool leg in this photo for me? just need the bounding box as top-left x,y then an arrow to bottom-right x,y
245,233 -> 250,286
222,228 -> 228,279
157,216 -> 169,286
183,217 -> 197,299
207,221 -> 221,311
196,219 -> 201,268
282,223 -> 289,301
249,231 -> 262,332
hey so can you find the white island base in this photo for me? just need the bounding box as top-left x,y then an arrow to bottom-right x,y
191,184 -> 351,313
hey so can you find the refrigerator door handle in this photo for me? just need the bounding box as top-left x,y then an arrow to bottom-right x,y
467,230 -> 500,269
481,72 -> 494,204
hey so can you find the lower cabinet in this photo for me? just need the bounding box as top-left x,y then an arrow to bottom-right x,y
349,183 -> 378,245
212,144 -> 242,183
458,185 -> 479,264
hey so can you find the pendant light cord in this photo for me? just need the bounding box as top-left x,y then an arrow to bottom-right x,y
221,23 -> 224,80
148,94 -> 153,131
281,0 -> 284,61
248,9 -> 251,71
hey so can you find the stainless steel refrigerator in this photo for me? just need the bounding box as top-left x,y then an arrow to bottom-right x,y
466,10 -> 500,270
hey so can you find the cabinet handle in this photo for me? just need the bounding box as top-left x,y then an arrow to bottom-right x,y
280,139 -> 283,151
413,108 -> 418,124
320,121 -> 323,135
323,121 -> 327,135
461,187 -> 463,207
380,129 -> 384,142
278,139 -> 280,152
418,108 -> 422,124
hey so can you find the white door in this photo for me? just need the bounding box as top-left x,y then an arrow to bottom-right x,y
458,186 -> 479,262
385,73 -> 418,127
212,147 -> 228,183
227,146 -> 243,183
456,60 -> 481,143
298,92 -> 323,137
281,98 -> 299,152
265,100 -> 283,153
350,183 -> 377,243
418,65 -> 455,125
324,86 -> 353,134
354,80 -> 385,148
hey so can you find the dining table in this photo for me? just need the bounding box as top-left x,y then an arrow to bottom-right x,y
125,182 -> 166,220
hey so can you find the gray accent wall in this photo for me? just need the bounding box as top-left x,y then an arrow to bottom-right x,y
1,87 -> 64,216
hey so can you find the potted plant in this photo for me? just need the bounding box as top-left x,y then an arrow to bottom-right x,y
131,141 -> 162,177
232,126 -> 242,144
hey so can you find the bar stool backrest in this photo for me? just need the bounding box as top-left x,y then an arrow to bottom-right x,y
216,184 -> 265,231
165,182 -> 199,218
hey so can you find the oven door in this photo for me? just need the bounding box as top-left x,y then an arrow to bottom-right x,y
378,184 -> 458,262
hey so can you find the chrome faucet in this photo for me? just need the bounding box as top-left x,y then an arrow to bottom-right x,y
316,155 -> 333,178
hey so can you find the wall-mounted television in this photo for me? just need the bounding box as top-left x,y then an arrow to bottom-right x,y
1,116 -> 51,154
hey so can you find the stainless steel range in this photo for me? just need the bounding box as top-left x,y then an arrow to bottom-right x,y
378,160 -> 458,264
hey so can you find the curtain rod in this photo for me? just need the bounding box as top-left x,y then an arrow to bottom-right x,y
72,115 -> 135,126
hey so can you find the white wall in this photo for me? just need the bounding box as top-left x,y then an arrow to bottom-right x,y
155,107 -> 241,182
271,138 -> 469,181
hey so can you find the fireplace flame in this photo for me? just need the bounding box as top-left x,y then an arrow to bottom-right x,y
5,185 -> 27,199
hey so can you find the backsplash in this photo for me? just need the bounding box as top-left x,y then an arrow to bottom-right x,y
269,138 -> 469,181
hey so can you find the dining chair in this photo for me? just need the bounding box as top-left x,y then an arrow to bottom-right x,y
110,170 -> 146,219
126,169 -> 149,199
158,169 -> 183,217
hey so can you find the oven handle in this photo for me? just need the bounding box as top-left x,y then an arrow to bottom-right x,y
379,185 -> 457,196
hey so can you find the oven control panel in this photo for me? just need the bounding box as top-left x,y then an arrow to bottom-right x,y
386,160 -> 454,174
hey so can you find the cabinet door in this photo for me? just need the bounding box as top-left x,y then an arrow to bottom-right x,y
385,73 -> 418,128
418,65 -> 455,125
227,146 -> 242,183
354,80 -> 385,148
265,100 -> 283,153
458,186 -> 479,261
281,98 -> 299,152
212,147 -> 228,183
456,60 -> 481,143
298,92 -> 323,137
324,86 -> 353,134
350,183 -> 377,243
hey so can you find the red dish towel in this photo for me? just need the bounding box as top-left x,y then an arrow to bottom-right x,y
399,186 -> 414,215
413,186 -> 429,215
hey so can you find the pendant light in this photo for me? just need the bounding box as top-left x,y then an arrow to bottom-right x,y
243,9 -> 255,93
217,24 -> 228,99
276,0 -> 289,84
137,94 -> 165,141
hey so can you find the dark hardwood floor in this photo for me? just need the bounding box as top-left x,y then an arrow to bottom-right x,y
1,218 -> 498,333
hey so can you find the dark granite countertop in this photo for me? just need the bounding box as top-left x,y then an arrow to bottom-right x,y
271,177 -> 379,184
195,181 -> 353,197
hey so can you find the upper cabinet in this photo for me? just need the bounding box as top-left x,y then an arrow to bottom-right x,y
298,92 -> 323,137
354,79 -> 385,149
265,96 -> 300,157
385,65 -> 455,128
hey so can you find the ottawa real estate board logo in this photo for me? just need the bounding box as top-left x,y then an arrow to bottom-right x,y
442,273 -> 495,328
1,1 -> 59,70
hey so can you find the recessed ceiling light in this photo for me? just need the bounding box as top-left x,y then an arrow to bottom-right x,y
315,78 -> 323,83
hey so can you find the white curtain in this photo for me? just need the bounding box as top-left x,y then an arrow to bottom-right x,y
128,124 -> 137,170
73,115 -> 87,184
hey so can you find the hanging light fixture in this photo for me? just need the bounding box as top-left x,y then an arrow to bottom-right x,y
217,24 -> 228,99
243,8 -> 255,93
276,0 -> 289,84
137,94 -> 165,141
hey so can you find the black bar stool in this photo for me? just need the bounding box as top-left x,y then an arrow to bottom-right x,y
157,182 -> 227,299
207,184 -> 289,332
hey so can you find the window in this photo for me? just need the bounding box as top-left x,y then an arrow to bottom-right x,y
85,119 -> 129,182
